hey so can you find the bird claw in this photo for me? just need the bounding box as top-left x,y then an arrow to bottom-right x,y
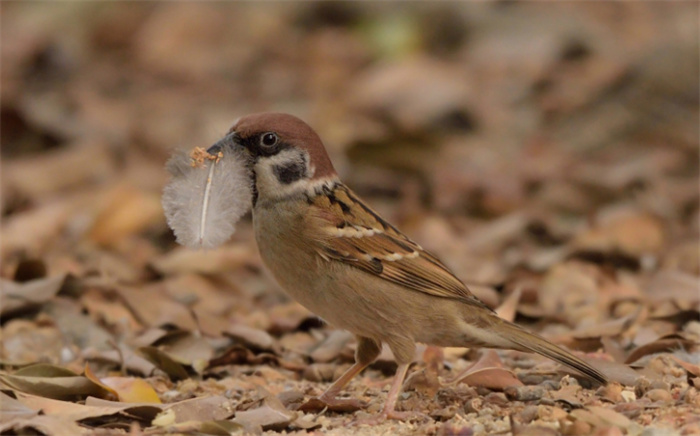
299,396 -> 366,413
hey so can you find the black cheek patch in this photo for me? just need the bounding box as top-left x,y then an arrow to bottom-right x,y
272,160 -> 307,184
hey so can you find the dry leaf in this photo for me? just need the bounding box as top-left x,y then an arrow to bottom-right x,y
97,375 -> 161,404
225,324 -> 275,352
626,334 -> 698,364
1,274 -> 67,318
448,350 -> 524,389
138,347 -> 189,381
88,185 -> 164,248
233,395 -> 297,432
165,395 -> 235,423
0,363 -> 110,400
496,286 -> 523,323
14,391 -> 162,422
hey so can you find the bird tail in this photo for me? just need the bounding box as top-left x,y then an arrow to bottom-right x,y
492,318 -> 608,385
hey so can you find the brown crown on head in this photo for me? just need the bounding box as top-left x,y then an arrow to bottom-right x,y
231,113 -> 337,179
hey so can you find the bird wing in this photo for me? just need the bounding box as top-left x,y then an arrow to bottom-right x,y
304,183 -> 492,310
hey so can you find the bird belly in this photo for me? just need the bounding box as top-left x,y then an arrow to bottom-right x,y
252,203 -> 489,347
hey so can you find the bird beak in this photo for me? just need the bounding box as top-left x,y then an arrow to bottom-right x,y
206,132 -> 243,155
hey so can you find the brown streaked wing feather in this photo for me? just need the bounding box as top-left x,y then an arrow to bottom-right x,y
305,184 -> 492,310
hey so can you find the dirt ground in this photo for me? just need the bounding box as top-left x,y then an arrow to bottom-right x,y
1,3 -> 699,435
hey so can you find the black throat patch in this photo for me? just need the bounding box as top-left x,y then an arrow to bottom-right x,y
272,160 -> 307,185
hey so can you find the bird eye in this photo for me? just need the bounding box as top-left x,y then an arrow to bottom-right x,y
260,132 -> 278,148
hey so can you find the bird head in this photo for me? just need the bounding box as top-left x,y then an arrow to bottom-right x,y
224,112 -> 337,203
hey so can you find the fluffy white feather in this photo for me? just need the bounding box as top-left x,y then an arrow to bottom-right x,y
162,143 -> 253,249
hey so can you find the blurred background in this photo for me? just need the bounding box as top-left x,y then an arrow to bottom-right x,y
1,2 -> 699,428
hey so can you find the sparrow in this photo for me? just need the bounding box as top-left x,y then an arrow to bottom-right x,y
222,112 -> 607,420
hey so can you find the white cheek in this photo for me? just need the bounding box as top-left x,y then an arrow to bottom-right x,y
254,149 -> 310,199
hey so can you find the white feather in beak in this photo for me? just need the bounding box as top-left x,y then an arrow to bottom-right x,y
162,140 -> 253,249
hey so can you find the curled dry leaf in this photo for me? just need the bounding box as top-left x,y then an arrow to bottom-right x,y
495,286 -> 523,323
625,334 -> 699,365
138,347 -> 189,381
84,364 -> 161,404
154,331 -> 214,371
446,350 -> 524,390
668,355 -> 700,378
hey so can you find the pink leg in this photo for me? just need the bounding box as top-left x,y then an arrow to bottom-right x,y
356,363 -> 426,423
318,360 -> 370,403
301,336 -> 381,413
381,363 -> 414,420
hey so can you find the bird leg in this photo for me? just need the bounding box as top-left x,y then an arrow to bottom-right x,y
302,336 -> 381,412
380,362 -> 411,419
355,362 -> 425,423
315,360 -> 371,410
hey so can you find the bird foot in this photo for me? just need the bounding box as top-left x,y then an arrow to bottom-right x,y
299,395 -> 366,413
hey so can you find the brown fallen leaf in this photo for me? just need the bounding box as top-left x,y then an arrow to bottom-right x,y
1,319 -> 67,364
14,391 -> 163,422
80,287 -> 142,332
138,347 -> 189,381
225,324 -> 276,352
625,334 -> 698,364
495,286 -> 523,323
165,395 -> 235,423
116,284 -> 198,331
82,346 -> 157,377
87,185 -> 164,248
309,330 -> 354,363
447,350 -> 524,389
571,211 -> 665,257
85,364 -> 161,403
105,378 -> 160,405
0,363 -> 110,400
561,357 -> 641,386
551,383 -> 583,408
645,270 -> 700,304
267,302 -> 317,334
0,414 -> 87,436
0,391 -> 38,419
146,420 -> 244,435
0,274 -> 67,318
150,245 -> 255,276
572,406 -> 639,433
154,331 -> 214,373
669,355 -> 700,378
85,396 -> 164,419
3,140 -> 115,198
233,394 -> 298,432
207,345 -> 279,369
